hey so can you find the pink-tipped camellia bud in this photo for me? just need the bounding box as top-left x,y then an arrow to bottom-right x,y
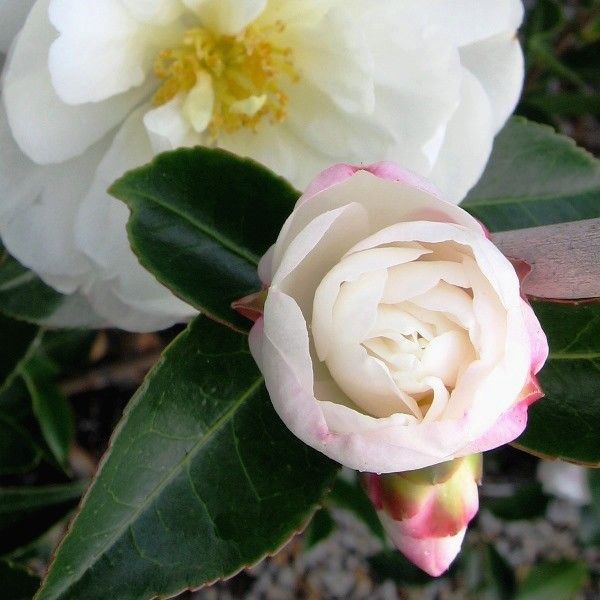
364,454 -> 483,577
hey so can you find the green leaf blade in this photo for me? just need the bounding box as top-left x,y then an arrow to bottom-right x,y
464,117 -> 600,231
37,317 -> 338,600
22,359 -> 75,469
464,117 -> 600,465
515,560 -> 588,600
110,147 -> 300,331
0,314 -> 39,393
0,482 -> 87,556
516,301 -> 600,465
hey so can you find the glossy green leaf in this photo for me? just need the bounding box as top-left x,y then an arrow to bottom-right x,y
21,358 -> 74,468
37,317 -> 338,600
464,117 -> 600,230
0,314 -> 39,392
515,560 -> 588,600
304,508 -> 335,550
482,482 -> 549,521
464,118 -> 600,465
0,482 -> 87,556
111,147 -> 300,331
0,560 -> 40,600
515,302 -> 600,465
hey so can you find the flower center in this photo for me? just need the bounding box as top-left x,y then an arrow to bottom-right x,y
153,20 -> 299,139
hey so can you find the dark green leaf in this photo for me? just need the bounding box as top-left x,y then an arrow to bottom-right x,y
515,302 -> 600,465
327,475 -> 386,542
515,560 -> 588,600
464,117 -> 600,231
111,147 -> 300,331
304,508 -> 335,550
0,414 -> 44,476
37,317 -> 338,600
482,482 -> 549,521
21,358 -> 74,468
0,560 -> 40,600
0,314 -> 39,392
522,93 -> 600,117
464,118 -> 600,465
0,482 -> 87,556
523,0 -> 564,41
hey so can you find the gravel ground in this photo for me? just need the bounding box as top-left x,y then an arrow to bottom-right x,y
187,497 -> 599,600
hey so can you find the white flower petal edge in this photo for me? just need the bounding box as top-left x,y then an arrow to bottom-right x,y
1,0 -> 525,331
249,163 -> 548,473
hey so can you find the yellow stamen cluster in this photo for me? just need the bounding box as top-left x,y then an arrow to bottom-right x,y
153,21 -> 299,139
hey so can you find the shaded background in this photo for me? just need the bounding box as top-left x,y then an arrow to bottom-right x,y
1,1 -> 599,599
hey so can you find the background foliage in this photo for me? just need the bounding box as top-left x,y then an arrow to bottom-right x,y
0,1 -> 599,599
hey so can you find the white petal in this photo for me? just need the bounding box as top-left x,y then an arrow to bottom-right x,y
143,96 -> 196,154
75,105 -> 195,330
217,121 -> 328,190
284,4 -> 374,115
313,246 -> 430,361
183,0 -> 267,35
427,68 -> 495,202
48,0 -> 180,104
285,82 -> 394,168
326,271 -> 422,419
273,203 -> 369,318
395,0 -> 523,48
0,104 -> 107,293
120,0 -> 184,25
460,31 -> 524,131
3,0 -> 150,164
272,171 -> 482,275
344,1 -> 462,174
382,261 -> 470,304
410,282 -> 475,331
182,72 -> 214,133
0,0 -> 35,53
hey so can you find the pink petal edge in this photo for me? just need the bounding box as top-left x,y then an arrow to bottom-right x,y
300,162 -> 445,207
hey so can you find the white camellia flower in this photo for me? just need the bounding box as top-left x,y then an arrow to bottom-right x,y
1,0 -> 525,331
246,162 -> 547,473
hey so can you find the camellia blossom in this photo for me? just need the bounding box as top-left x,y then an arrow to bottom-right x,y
1,0 -> 525,331
364,455 -> 482,576
245,162 -> 548,473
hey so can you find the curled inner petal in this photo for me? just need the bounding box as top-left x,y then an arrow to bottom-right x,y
312,235 -> 492,423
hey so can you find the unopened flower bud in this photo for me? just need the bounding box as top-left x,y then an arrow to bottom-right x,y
364,454 -> 482,576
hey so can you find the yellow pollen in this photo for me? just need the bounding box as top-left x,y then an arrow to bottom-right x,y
153,21 -> 299,139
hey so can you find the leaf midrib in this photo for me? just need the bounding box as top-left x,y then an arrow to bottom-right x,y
121,186 -> 260,267
37,375 -> 264,600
